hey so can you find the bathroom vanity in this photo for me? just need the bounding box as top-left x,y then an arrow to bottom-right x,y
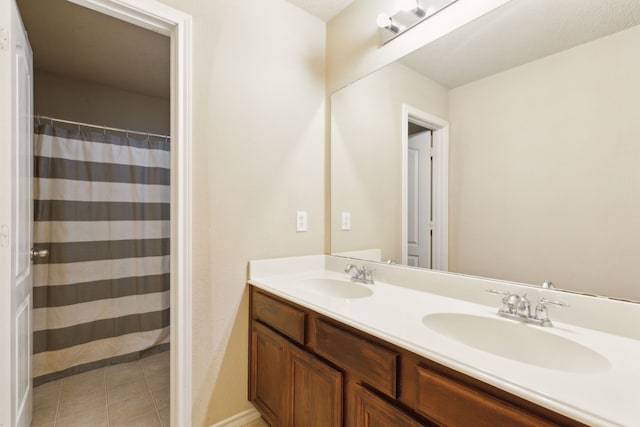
248,256 -> 640,427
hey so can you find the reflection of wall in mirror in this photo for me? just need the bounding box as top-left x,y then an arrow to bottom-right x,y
331,62 -> 448,263
449,25 -> 640,300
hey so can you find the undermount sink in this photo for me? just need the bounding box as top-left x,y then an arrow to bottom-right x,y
422,313 -> 611,373
299,278 -> 373,299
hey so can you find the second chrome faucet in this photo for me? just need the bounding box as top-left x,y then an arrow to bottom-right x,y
345,264 -> 375,285
486,289 -> 568,327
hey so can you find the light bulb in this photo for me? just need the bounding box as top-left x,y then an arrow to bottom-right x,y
376,13 -> 391,29
376,13 -> 400,33
398,0 -> 425,17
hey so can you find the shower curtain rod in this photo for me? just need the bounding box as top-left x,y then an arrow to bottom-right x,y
36,115 -> 171,140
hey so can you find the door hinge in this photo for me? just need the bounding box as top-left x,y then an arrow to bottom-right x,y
0,224 -> 9,247
428,221 -> 435,231
0,28 -> 9,51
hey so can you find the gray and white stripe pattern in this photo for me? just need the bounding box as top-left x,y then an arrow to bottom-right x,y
33,122 -> 170,381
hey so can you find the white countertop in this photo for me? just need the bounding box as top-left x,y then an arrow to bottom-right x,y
248,255 -> 640,427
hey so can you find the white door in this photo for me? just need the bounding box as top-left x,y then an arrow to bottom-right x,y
0,1 -> 34,426
407,131 -> 431,268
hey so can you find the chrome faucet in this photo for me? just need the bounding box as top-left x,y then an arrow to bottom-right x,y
345,264 -> 375,285
486,289 -> 568,327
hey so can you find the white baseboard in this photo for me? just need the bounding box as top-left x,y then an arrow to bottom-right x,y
210,408 -> 262,427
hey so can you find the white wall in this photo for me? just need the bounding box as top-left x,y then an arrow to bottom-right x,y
34,70 -> 170,135
331,62 -> 448,262
448,25 -> 640,300
154,0 -> 326,425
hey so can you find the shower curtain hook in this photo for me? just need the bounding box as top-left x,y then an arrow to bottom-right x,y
126,129 -> 129,139
50,117 -> 54,126
146,132 -> 150,143
103,125 -> 106,136
36,115 -> 41,125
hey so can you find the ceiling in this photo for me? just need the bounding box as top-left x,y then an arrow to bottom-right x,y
284,0 -> 355,22
17,0 -> 170,99
15,0 -> 352,99
20,0 -> 636,98
400,0 -> 640,88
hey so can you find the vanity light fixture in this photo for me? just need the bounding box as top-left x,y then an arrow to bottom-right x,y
376,13 -> 401,34
399,0 -> 426,17
377,0 -> 459,45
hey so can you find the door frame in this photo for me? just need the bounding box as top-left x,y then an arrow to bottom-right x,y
401,104 -> 448,271
67,1 -> 193,426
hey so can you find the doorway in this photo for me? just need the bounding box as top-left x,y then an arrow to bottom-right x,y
401,104 -> 449,271
2,1 -> 192,426
407,125 -> 433,268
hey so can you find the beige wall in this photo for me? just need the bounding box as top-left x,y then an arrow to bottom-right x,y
153,0 -> 326,425
449,25 -> 640,300
34,70 -> 170,135
331,62 -> 448,262
326,0 -> 511,93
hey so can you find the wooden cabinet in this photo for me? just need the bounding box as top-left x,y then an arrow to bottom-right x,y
353,384 -> 426,427
250,322 -> 289,426
415,364 -> 555,427
289,345 -> 342,427
249,286 -> 585,427
250,290 -> 342,427
315,319 -> 398,399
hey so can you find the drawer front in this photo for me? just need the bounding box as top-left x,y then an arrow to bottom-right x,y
253,290 -> 306,344
415,365 -> 555,427
315,318 -> 398,398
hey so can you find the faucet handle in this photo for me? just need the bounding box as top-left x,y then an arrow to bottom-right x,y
534,297 -> 568,326
486,289 -> 510,296
486,289 -> 514,312
538,297 -> 569,308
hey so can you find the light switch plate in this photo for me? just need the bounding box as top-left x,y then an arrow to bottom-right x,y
296,211 -> 308,232
341,212 -> 351,231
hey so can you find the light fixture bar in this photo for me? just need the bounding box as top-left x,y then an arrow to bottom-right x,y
377,0 -> 459,45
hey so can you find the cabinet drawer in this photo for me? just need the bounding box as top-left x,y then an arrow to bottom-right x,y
315,318 -> 398,398
253,291 -> 306,344
415,365 -> 555,427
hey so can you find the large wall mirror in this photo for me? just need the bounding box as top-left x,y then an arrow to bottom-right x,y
331,0 -> 640,302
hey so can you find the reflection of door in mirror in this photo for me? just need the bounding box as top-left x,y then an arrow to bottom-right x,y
407,127 -> 432,268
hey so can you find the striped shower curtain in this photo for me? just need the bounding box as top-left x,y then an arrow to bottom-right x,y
32,121 -> 170,383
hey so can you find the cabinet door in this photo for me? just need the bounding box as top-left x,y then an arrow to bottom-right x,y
289,345 -> 343,427
251,322 -> 288,426
354,384 -> 427,427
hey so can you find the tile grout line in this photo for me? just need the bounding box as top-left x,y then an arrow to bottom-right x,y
53,377 -> 64,426
142,358 -> 164,426
104,368 -> 110,427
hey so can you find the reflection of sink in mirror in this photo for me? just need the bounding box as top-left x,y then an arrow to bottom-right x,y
422,313 -> 611,373
299,278 -> 373,299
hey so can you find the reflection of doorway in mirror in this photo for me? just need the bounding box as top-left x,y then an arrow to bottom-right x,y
407,127 -> 432,268
401,104 -> 448,272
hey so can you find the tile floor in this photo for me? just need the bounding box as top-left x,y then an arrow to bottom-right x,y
32,351 -> 169,427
